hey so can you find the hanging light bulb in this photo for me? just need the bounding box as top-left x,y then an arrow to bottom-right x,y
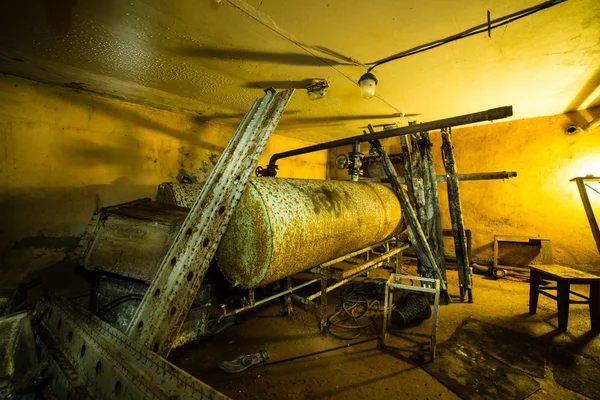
358,72 -> 377,99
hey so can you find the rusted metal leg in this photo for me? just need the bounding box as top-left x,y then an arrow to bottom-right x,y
431,279 -> 440,361
320,276 -> 328,336
529,269 -> 540,314
382,279 -> 391,348
285,277 -> 293,316
395,251 -> 403,275
248,289 -> 255,307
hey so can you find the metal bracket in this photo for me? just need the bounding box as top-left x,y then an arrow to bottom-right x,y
126,88 -> 294,356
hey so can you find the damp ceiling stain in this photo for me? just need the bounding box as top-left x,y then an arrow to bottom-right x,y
0,0 -> 599,142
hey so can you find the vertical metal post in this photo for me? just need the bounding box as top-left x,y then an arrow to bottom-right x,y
431,279 -> 440,361
441,128 -> 472,302
285,277 -> 293,316
365,247 -> 370,277
395,250 -> 403,275
382,280 -> 391,347
248,289 -> 255,307
320,275 -> 328,335
385,242 -> 390,263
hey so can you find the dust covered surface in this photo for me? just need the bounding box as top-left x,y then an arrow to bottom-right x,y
422,318 -> 542,399
551,344 -> 600,399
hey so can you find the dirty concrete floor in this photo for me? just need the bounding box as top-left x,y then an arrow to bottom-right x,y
167,265 -> 600,400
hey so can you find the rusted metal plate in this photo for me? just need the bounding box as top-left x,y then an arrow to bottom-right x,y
126,89 -> 294,356
159,178 -> 403,289
0,312 -> 39,399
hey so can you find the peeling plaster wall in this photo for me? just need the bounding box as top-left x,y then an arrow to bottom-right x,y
0,74 -> 326,280
328,109 -> 600,271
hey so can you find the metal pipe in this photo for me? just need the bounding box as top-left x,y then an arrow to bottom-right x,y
307,248 -> 402,301
359,171 -> 517,183
228,278 -> 320,315
319,238 -> 395,268
264,337 -> 378,367
267,106 -> 513,172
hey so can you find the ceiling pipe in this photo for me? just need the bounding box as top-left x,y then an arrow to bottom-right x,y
261,106 -> 513,177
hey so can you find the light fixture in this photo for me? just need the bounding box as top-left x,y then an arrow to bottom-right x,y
358,72 -> 377,99
306,79 -> 329,101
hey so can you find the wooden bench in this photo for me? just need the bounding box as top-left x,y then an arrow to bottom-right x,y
529,264 -> 600,332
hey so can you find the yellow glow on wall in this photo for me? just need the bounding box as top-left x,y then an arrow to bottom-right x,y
571,155 -> 600,178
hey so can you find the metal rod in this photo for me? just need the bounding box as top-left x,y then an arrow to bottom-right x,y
319,239 -> 392,268
307,248 -> 402,301
228,279 -> 319,315
267,106 -> 513,170
264,337 -> 378,367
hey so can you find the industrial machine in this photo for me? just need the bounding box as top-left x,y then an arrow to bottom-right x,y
0,87 -> 514,398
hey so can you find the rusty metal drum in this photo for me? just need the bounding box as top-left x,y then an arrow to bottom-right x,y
157,178 -> 402,288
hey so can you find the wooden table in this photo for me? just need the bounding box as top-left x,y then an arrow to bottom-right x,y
529,264 -> 600,331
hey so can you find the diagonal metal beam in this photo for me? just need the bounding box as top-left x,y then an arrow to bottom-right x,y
126,89 -> 294,356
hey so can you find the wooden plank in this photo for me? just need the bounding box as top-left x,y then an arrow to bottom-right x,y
530,264 -> 600,281
495,235 -> 551,243
441,129 -> 472,302
82,202 -> 186,283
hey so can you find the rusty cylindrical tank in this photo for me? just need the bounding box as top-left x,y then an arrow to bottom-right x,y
157,178 -> 403,289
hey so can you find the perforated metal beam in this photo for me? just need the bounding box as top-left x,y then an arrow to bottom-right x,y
126,89 -> 294,356
34,295 -> 228,399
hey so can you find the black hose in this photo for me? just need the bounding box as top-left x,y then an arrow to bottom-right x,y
328,279 -> 387,340
96,294 -> 143,317
366,0 -> 566,71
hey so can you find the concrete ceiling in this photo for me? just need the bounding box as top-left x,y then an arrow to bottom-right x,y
1,0 -> 599,142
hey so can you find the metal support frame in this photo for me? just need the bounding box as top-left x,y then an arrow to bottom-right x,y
126,89 -> 294,356
290,239 -> 408,335
34,295 -> 228,399
219,278 -> 320,318
382,274 -> 440,362
571,176 -> 600,255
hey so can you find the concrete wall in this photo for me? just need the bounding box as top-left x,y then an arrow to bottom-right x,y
0,74 -> 327,280
328,109 -> 600,271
